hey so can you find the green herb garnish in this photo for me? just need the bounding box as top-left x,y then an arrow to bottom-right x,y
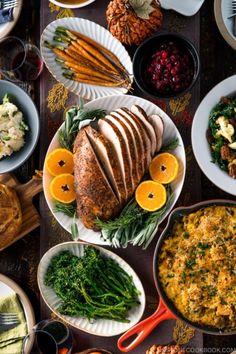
59,99 -> 106,151
54,201 -> 76,218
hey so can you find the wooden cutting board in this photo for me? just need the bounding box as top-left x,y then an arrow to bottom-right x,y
0,173 -> 43,251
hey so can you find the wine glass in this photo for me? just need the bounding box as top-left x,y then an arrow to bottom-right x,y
22,319 -> 73,354
0,36 -> 44,82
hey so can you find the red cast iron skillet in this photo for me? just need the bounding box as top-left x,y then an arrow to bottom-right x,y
117,199 -> 236,352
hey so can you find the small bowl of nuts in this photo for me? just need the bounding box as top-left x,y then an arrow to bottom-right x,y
132,32 -> 200,99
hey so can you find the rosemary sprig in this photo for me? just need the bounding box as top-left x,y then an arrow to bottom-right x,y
98,187 -> 173,249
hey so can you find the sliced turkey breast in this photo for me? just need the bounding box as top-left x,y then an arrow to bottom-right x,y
98,118 -> 133,200
73,129 -> 120,231
131,105 -> 156,156
105,113 -> 139,189
118,107 -> 152,169
85,125 -> 126,205
110,110 -> 143,181
147,114 -> 164,152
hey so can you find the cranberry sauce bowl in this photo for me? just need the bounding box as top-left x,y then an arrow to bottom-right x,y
132,33 -> 200,99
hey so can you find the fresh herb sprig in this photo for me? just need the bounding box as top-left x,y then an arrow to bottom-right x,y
44,247 -> 140,322
54,201 -> 76,218
160,137 -> 179,152
97,186 -> 173,249
59,100 -> 106,151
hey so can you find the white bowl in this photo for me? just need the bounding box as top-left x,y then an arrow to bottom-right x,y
0,81 -> 40,174
191,75 -> 236,196
49,0 -> 95,9
38,242 -> 146,336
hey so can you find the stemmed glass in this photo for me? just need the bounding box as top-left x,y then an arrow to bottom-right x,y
22,319 -> 73,354
0,36 -> 43,82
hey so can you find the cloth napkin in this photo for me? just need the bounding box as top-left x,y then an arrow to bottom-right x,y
0,8 -> 13,25
0,293 -> 28,354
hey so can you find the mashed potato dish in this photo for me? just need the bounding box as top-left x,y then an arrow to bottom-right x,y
158,205 -> 236,331
0,94 -> 28,159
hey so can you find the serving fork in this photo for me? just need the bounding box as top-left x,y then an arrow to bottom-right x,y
0,313 -> 19,332
0,0 -> 19,10
228,0 -> 236,18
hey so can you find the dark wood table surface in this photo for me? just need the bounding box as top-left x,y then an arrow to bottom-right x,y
0,0 -> 236,353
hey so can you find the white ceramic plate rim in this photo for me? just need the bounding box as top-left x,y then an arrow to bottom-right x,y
43,94 -> 186,246
40,17 -> 133,100
0,0 -> 23,39
49,0 -> 95,8
214,0 -> 236,50
0,273 -> 35,333
160,0 -> 205,16
191,74 -> 236,195
37,241 -> 146,336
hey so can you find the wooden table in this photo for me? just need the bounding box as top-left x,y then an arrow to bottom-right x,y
0,0 -> 236,353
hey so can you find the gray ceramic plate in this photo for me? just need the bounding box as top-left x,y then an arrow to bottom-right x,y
0,81 -> 40,174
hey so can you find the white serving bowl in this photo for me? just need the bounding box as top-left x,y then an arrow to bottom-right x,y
191,75 -> 236,196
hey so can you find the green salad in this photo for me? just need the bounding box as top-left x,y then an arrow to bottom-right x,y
208,96 -> 236,178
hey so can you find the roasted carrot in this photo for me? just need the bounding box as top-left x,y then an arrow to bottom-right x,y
66,73 -> 128,87
65,47 -> 121,80
69,28 -> 127,70
69,40 -> 119,75
75,38 -> 118,74
64,60 -> 121,82
55,27 -> 129,76
58,348 -> 69,354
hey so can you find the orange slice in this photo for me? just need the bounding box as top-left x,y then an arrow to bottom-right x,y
149,152 -> 179,184
50,173 -> 76,204
135,180 -> 167,212
46,148 -> 74,176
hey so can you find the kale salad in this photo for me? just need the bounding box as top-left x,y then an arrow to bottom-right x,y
207,96 -> 236,178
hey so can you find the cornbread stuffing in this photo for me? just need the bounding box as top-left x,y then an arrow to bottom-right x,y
158,206 -> 236,331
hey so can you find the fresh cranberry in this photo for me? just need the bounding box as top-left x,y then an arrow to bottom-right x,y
161,50 -> 168,59
146,39 -> 194,95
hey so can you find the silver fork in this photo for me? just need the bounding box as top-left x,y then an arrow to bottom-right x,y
228,0 -> 236,18
0,313 -> 19,329
0,0 -> 19,10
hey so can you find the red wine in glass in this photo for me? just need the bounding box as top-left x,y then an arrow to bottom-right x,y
11,44 -> 43,81
36,331 -> 57,354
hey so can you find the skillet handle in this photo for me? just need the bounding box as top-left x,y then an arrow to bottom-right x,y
117,299 -> 176,352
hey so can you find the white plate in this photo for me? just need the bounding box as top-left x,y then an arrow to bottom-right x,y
49,0 -> 95,9
0,0 -> 23,39
0,273 -> 35,332
214,0 -> 236,50
160,0 -> 205,16
40,17 -> 133,100
191,75 -> 236,196
37,242 -> 146,336
43,94 -> 186,246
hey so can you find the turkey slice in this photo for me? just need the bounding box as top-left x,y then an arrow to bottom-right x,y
110,110 -> 143,181
98,118 -> 133,200
106,113 -> 139,190
131,105 -> 157,156
85,125 -> 126,205
147,114 -> 164,152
